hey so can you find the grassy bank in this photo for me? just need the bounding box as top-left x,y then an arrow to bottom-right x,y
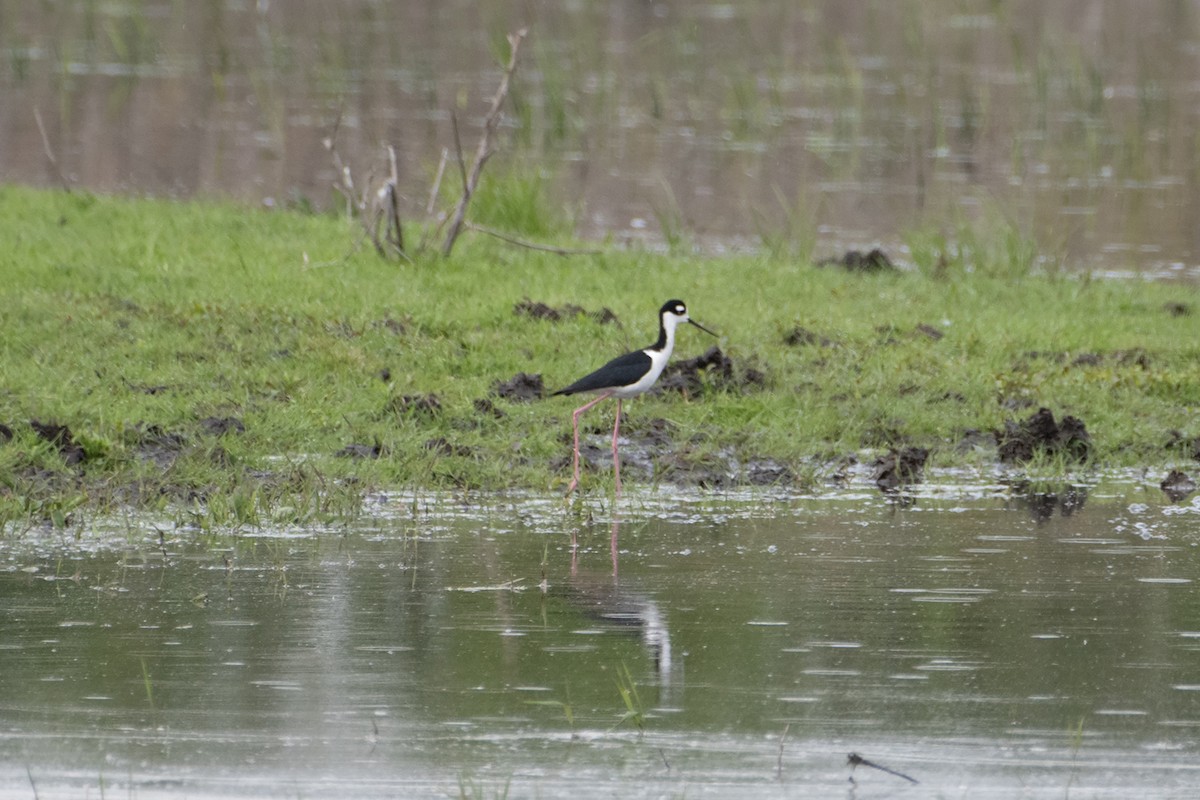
0,184 -> 1197,528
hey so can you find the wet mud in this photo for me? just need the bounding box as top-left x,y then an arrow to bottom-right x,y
655,346 -> 766,396
995,407 -> 1091,464
30,420 -> 87,466
1160,469 -> 1197,503
871,446 -> 930,491
491,372 -> 545,402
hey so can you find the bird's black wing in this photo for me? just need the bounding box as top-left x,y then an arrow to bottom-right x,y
552,349 -> 652,396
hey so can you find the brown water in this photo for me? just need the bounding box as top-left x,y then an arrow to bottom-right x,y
3,1 -> 1200,277
3,482 -> 1200,798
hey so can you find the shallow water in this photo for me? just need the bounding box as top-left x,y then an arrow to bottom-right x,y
3,484 -> 1200,798
4,1 -> 1200,277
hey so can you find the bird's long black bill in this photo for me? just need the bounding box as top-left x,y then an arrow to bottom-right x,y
688,318 -> 718,337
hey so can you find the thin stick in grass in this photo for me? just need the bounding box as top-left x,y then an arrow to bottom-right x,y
441,28 -> 528,256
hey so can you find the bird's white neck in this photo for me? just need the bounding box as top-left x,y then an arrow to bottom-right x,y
652,311 -> 682,356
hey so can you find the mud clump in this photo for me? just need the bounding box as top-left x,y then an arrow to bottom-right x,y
995,407 -> 1091,464
872,447 -> 929,491
817,248 -> 896,272
0,423 -> 13,444
30,420 -> 87,466
492,372 -> 544,402
1161,469 -> 1196,503
656,346 -> 765,396
514,299 -> 619,325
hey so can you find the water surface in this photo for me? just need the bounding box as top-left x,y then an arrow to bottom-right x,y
3,483 -> 1200,797
3,1 -> 1200,276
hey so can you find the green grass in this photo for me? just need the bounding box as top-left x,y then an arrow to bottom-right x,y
0,184 -> 1197,527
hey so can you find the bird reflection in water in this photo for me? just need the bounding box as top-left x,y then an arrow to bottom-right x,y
561,514 -> 675,690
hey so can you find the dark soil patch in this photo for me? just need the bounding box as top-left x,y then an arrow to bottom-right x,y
656,449 -> 732,488
1163,301 -> 1192,317
30,420 -> 86,466
0,423 -> 12,444
995,407 -> 1091,464
200,416 -> 245,437
783,326 -> 836,347
1161,469 -> 1197,503
128,423 -> 189,468
473,397 -> 507,419
817,248 -> 896,272
492,372 -> 545,402
514,298 -> 619,325
745,459 -> 794,486
872,446 -> 929,491
623,416 -> 675,447
915,323 -> 944,341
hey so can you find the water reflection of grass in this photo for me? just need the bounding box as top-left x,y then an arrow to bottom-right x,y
0,183 -> 1196,529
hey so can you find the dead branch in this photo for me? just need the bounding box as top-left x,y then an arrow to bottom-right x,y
441,27 -> 528,257
465,222 -> 601,256
33,108 -> 71,192
426,147 -> 449,216
325,110 -> 408,259
384,145 -> 404,254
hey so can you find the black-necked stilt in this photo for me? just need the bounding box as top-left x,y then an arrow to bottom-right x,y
553,299 -> 716,496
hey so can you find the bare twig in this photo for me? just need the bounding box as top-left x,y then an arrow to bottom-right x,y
25,765 -> 40,800
384,145 -> 404,254
450,111 -> 469,197
776,723 -> 790,779
426,147 -> 449,216
465,222 -> 602,256
323,104 -> 364,223
441,27 -> 528,256
33,108 -> 71,192
846,752 -> 919,785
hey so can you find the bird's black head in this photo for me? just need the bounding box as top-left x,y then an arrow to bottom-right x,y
660,298 -> 717,338
660,299 -> 687,317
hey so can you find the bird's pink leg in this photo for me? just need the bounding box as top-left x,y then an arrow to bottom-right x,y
611,399 -> 623,496
565,391 -> 613,496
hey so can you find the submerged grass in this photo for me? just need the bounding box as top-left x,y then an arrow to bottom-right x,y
0,184 -> 1197,527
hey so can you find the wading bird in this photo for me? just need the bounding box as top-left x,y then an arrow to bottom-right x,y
553,299 -> 716,495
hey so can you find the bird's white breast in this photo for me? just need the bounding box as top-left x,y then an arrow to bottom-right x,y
611,347 -> 670,398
